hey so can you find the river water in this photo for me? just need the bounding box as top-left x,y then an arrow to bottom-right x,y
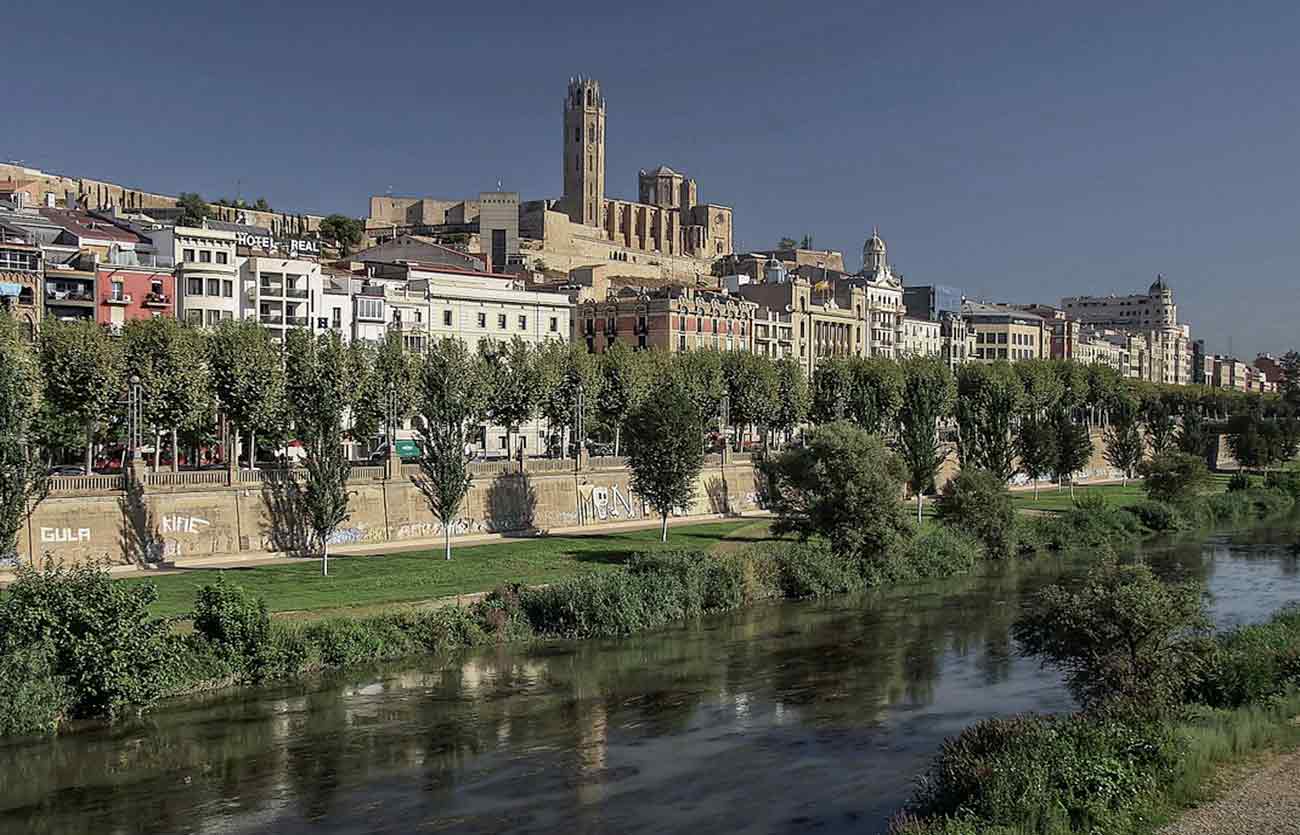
2,522 -> 1298,835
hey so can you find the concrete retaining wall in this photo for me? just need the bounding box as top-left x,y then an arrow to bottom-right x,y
18,464 -> 762,567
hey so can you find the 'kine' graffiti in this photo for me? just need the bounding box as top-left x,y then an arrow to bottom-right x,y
161,515 -> 210,534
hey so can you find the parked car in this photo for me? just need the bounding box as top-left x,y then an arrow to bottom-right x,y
48,465 -> 85,477
585,441 -> 615,456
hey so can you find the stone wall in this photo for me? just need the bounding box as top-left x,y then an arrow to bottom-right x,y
18,464 -> 761,568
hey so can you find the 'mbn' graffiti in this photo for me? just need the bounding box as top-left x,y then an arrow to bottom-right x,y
579,484 -> 646,523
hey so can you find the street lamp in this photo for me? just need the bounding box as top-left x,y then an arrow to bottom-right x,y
128,374 -> 142,462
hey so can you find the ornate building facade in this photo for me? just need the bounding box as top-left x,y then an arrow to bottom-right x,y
1061,276 -> 1192,385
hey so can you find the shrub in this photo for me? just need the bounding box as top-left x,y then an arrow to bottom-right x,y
880,526 -> 981,585
192,575 -> 272,678
1190,606 -> 1300,708
301,615 -> 420,668
0,642 -> 68,736
1055,505 -> 1146,551
1244,487 -> 1294,519
1125,499 -> 1189,533
907,713 -> 1178,828
469,584 -> 532,643
521,573 -> 665,639
1226,471 -> 1253,492
0,560 -> 174,719
1012,562 -> 1209,711
761,421 -> 913,562
935,469 -> 1016,558
770,541 -> 861,598
1206,491 -> 1256,525
1263,469 -> 1300,499
1141,451 -> 1210,504
1072,489 -> 1109,513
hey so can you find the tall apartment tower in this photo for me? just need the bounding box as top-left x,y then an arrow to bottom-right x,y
562,77 -> 606,227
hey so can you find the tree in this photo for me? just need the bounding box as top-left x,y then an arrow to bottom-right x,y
1143,395 -> 1178,456
208,319 -> 284,468
777,237 -> 799,250
1280,351 -> 1300,407
1103,394 -> 1145,485
481,337 -> 539,459
847,357 -> 905,435
122,318 -> 210,472
535,340 -> 600,457
760,421 -> 913,563
1015,414 -> 1057,499
955,362 -> 1021,482
176,192 -> 210,227
0,314 -> 46,562
721,351 -> 777,449
1012,561 -> 1208,712
625,384 -> 705,542
319,214 -> 364,256
414,338 -> 489,560
1050,407 -> 1093,497
39,320 -> 121,471
595,340 -> 647,456
285,331 -> 353,575
895,357 -> 955,522
1226,407 -> 1300,475
1015,360 -> 1064,417
936,469 -> 1016,558
252,197 -> 270,212
810,357 -> 852,424
769,357 -> 810,447
1177,405 -> 1211,460
354,331 -> 417,454
1085,362 -> 1124,426
1141,451 -> 1210,504
673,348 -> 726,432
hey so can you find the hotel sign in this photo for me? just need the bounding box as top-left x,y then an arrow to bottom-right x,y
234,232 -> 321,257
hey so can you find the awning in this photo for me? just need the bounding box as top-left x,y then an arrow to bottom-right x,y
0,282 -> 21,297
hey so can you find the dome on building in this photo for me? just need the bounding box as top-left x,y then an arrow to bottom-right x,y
862,226 -> 888,275
864,227 -> 886,256
1149,274 -> 1170,294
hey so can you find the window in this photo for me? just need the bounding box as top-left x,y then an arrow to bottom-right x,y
183,248 -> 195,262
477,312 -> 487,328
679,334 -> 686,351
110,280 -> 124,301
549,316 -> 558,333
222,280 -> 233,298
206,279 -> 220,296
332,308 -> 342,329
414,310 -> 422,324
199,250 -> 212,263
518,315 -> 527,330
150,280 -> 163,295
215,251 -> 228,265
186,309 -> 202,326
187,278 -> 202,296
355,297 -> 385,321
497,314 -> 507,329
443,310 -> 452,326
205,310 -> 221,326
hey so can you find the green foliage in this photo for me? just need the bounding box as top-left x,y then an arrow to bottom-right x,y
626,383 -> 704,539
38,318 -> 122,468
535,339 -> 600,440
1143,395 -> 1179,456
672,348 -> 725,427
936,469 -> 1017,559
1141,451 -> 1211,504
1050,408 -> 1093,490
895,356 -> 955,507
1012,561 -> 1209,711
905,713 -> 1178,830
1103,394 -> 1146,482
809,356 -> 851,423
1227,408 -> 1300,473
1189,606 -> 1300,709
770,357 -> 810,443
0,314 -> 45,560
1015,413 -> 1057,493
595,339 -> 647,453
721,349 -> 778,443
888,525 -> 982,584
191,575 -> 272,680
1263,468 -> 1300,498
848,357 -> 905,434
208,318 -> 285,463
176,192 -> 210,226
761,421 -> 913,563
955,362 -> 1020,482
0,560 -> 173,719
0,642 -> 68,736
481,336 -> 540,450
1226,471 -> 1254,492
1124,499 -> 1190,533
354,330 -> 417,446
318,214 -> 364,255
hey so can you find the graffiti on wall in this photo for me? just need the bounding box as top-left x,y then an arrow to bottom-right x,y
326,526 -> 385,546
40,527 -> 91,543
578,483 -> 646,524
162,515 -> 210,534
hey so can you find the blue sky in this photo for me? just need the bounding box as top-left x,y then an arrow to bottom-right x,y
7,0 -> 1298,356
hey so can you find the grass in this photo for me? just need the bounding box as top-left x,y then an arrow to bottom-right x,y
1010,482 -> 1149,513
128,518 -> 779,619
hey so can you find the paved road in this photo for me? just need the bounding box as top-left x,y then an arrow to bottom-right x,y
1161,748 -> 1300,835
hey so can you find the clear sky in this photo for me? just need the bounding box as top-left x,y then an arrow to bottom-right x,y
7,0 -> 1298,357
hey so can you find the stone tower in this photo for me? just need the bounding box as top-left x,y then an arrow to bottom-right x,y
563,77 -> 606,227
863,227 -> 887,275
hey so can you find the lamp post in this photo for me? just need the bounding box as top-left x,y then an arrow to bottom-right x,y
573,381 -> 585,471
128,374 -> 142,462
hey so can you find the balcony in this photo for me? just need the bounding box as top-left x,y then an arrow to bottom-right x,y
284,315 -> 308,327
104,293 -> 133,306
259,313 -> 284,326
258,283 -> 284,297
103,252 -> 174,269
45,288 -> 95,307
285,287 -> 309,299
142,292 -> 170,308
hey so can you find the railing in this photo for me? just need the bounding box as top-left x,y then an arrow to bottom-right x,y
105,294 -> 132,305
48,474 -> 124,493
587,455 -> 628,470
104,252 -> 173,268
730,452 -> 754,464
468,458 -> 517,477
525,457 -> 573,473
702,453 -> 723,467
348,465 -> 386,482
142,470 -> 228,488
284,315 -> 309,327
284,287 -> 309,299
142,293 -> 170,307
259,313 -> 283,325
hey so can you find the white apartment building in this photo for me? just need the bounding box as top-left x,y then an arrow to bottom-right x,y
147,225 -> 239,327
859,231 -> 905,358
899,316 -> 942,359
240,255 -> 325,341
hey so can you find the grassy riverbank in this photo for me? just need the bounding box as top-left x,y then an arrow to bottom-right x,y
129,518 -> 778,619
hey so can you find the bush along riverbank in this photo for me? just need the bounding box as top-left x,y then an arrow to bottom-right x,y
890,564 -> 1300,835
1,448 -> 1297,738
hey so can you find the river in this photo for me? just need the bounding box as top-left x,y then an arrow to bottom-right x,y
2,522 -> 1298,835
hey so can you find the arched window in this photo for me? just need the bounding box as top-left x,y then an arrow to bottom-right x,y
586,89 -> 593,106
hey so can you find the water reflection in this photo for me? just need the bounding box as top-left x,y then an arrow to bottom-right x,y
2,521 -> 1298,835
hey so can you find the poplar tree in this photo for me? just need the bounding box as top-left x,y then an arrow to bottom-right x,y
895,357 -> 955,522
626,384 -> 704,542
0,314 -> 46,561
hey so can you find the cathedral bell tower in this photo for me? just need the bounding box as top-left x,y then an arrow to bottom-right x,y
563,77 -> 606,228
